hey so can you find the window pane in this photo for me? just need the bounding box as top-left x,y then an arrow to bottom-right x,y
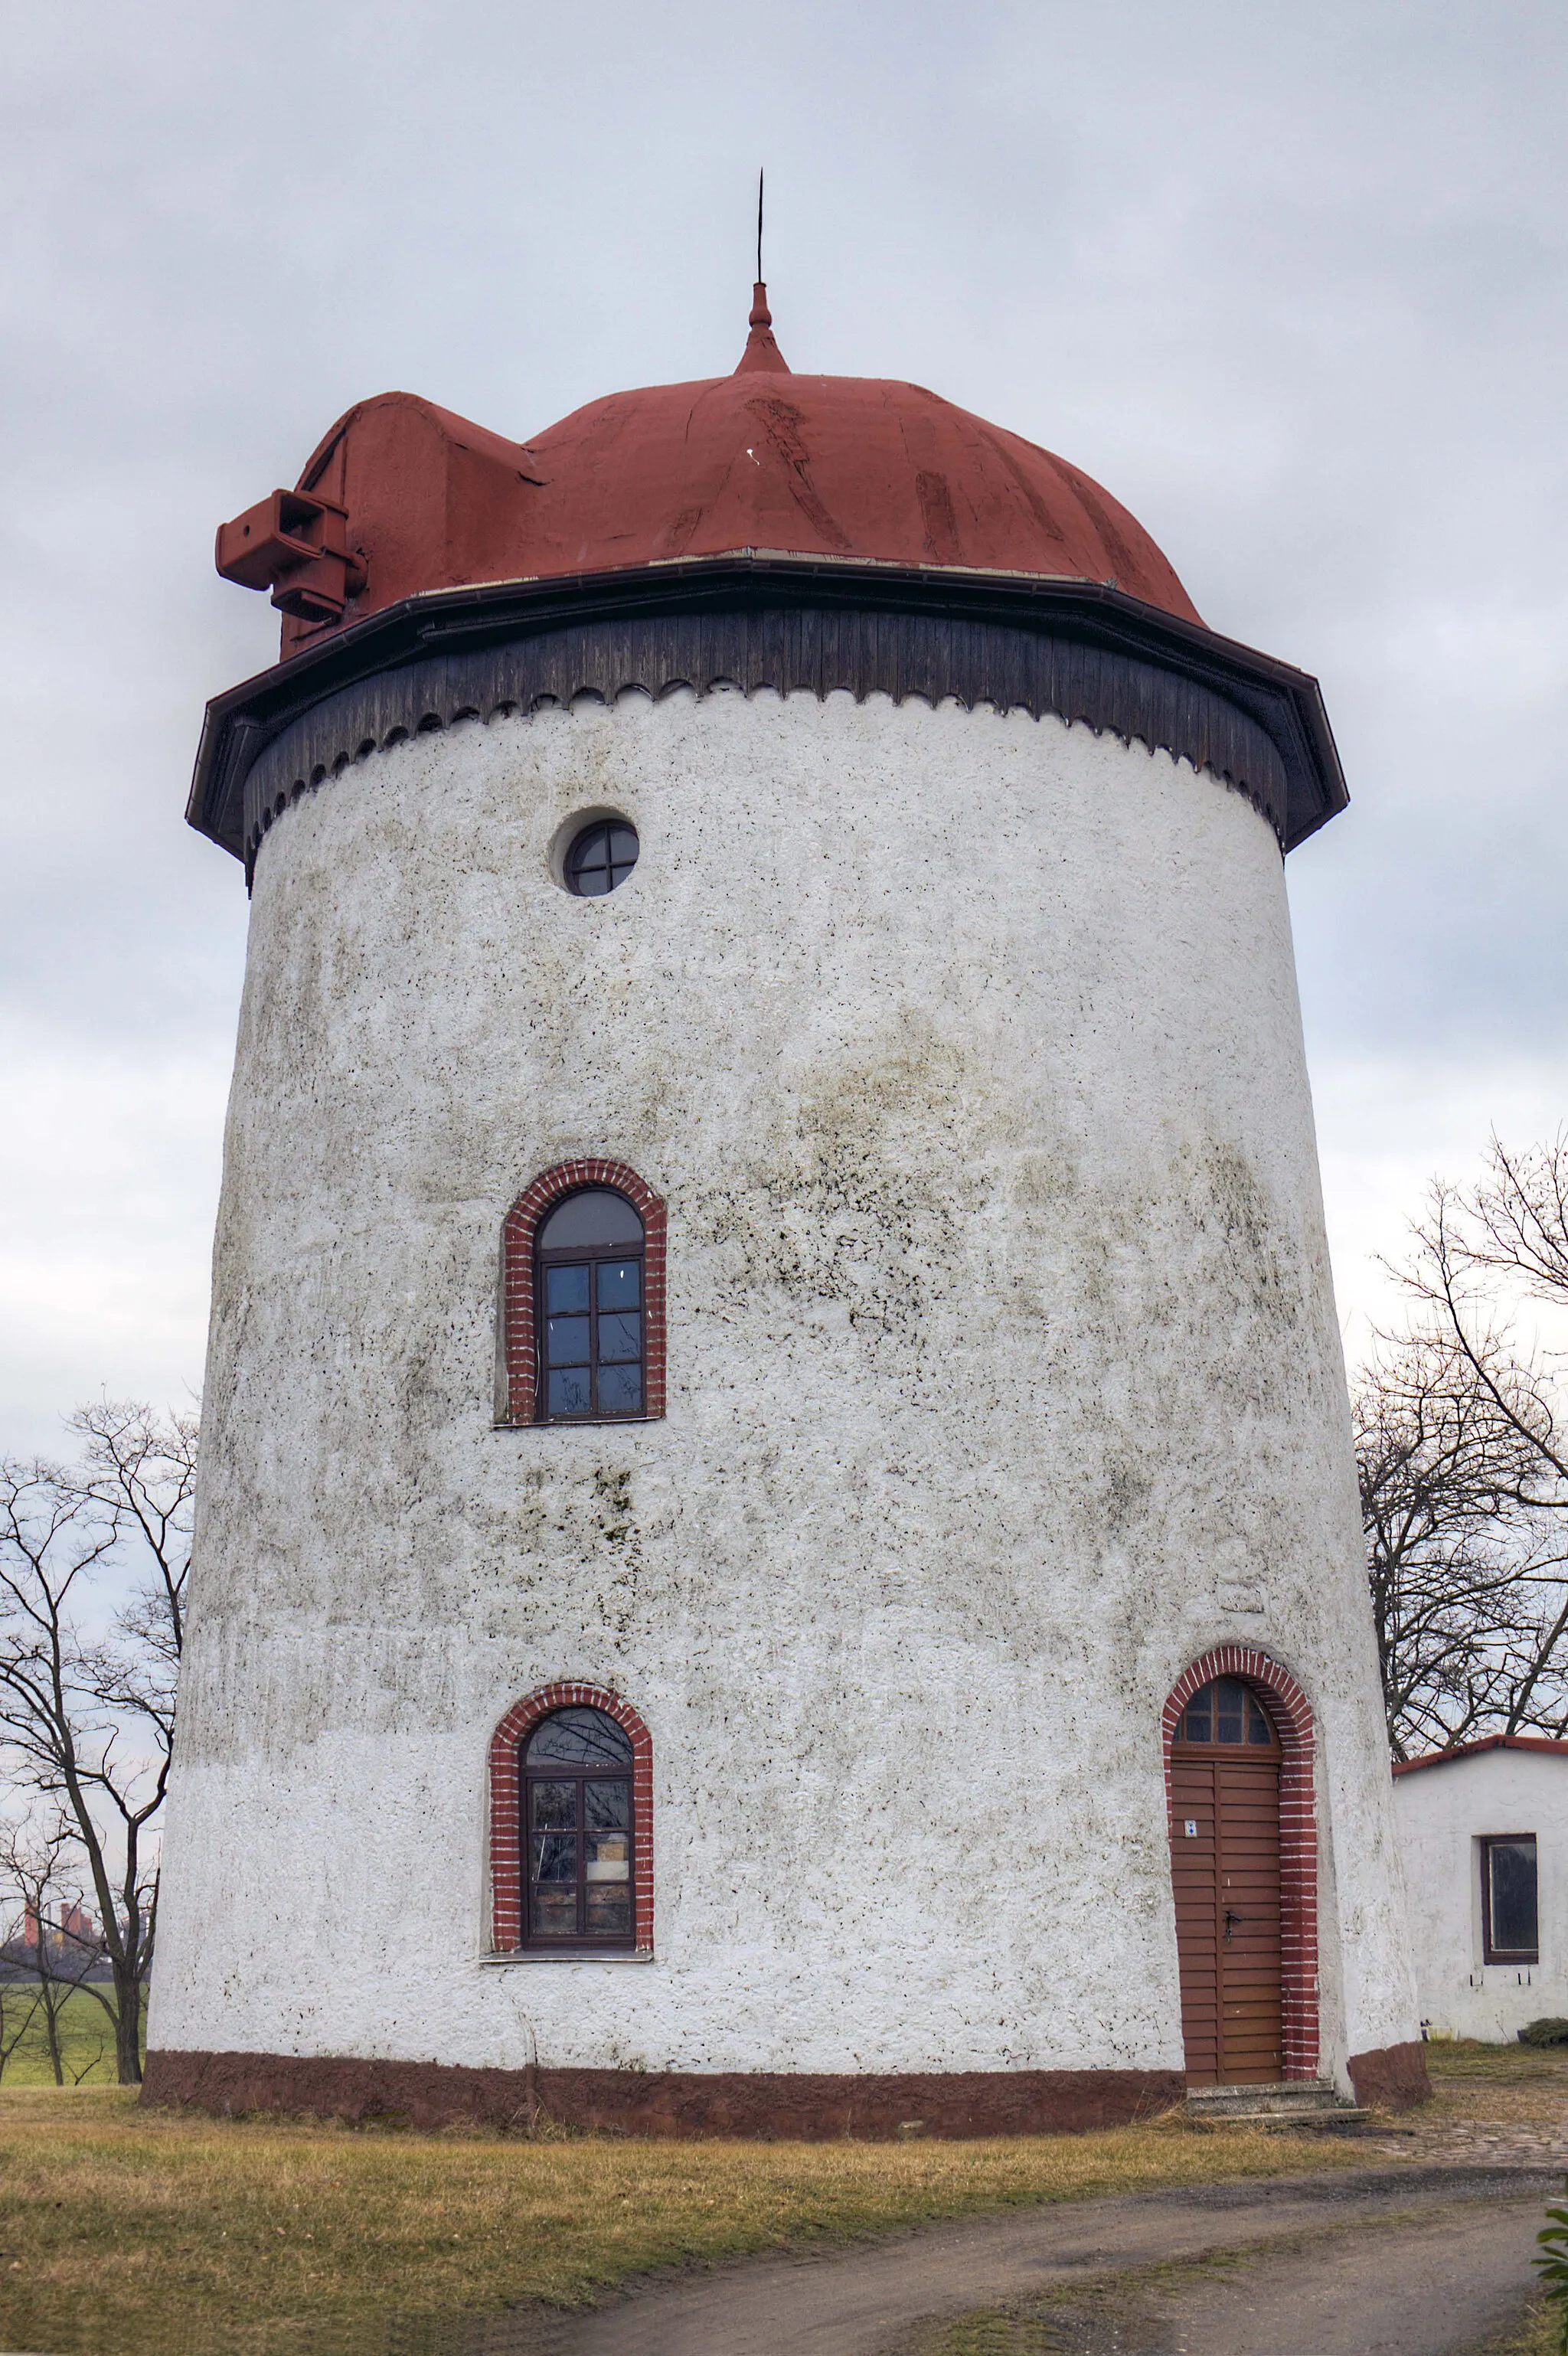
1248,1698 -> 1272,1744
525,1707 -> 634,1769
547,1367 -> 593,1415
529,1780 -> 577,1829
547,1315 -> 590,1366
597,1362 -> 643,1413
586,1884 -> 632,1934
1215,1679 -> 1245,1743
1490,1840 -> 1538,1952
539,1191 -> 644,1250
586,1835 -> 630,1883
546,1263 -> 590,1314
585,1779 -> 631,1830
564,820 -> 639,900
532,1832 -> 577,1884
598,1311 -> 642,1363
1184,1686 -> 1213,1742
596,1260 -> 641,1309
531,1888 -> 578,1937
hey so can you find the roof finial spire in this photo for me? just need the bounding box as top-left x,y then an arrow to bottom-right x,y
736,169 -> 790,375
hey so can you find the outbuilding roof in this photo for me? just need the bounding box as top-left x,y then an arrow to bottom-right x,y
1392,1734 -> 1568,1776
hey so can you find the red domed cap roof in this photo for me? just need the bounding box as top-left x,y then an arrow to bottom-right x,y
232,290 -> 1200,655
515,289 -> 1200,619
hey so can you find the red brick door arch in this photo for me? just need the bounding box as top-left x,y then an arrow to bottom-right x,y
1163,1649 -> 1318,2083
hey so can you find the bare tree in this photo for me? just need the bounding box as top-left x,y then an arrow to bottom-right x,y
1354,1329 -> 1568,1755
0,1401 -> 194,2083
0,1817 -> 106,2085
1355,1132 -> 1568,1757
0,1966 -> 44,2085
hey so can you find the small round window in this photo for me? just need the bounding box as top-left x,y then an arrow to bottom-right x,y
565,820 -> 639,897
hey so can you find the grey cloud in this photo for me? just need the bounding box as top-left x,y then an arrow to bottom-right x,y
2,0 -> 1566,1446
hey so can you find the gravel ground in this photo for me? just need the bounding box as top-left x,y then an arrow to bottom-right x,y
552,2050 -> 1568,2356
554,2167 -> 1557,2356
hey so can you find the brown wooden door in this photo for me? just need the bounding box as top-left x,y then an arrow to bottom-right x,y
1170,1685 -> 1283,2084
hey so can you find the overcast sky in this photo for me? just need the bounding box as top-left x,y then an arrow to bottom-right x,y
2,1 -> 1566,1458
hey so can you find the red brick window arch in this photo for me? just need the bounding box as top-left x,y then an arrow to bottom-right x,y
1163,1647 -> 1318,2080
488,1684 -> 654,1955
501,1161 -> 666,1425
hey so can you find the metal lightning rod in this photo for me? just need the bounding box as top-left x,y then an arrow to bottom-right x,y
756,167 -> 764,285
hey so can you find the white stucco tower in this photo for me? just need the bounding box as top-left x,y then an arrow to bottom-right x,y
149,289 -> 1426,2131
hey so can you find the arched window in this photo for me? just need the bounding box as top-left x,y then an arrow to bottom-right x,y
523,1706 -> 635,1949
1176,1678 -> 1280,1750
500,1161 -> 667,1426
537,1188 -> 645,1420
488,1682 -> 653,1955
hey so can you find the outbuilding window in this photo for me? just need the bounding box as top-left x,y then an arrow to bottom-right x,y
523,1706 -> 635,1949
537,1188 -> 645,1420
1482,1835 -> 1538,1963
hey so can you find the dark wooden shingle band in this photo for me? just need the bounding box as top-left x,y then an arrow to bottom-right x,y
185,558 -> 1345,881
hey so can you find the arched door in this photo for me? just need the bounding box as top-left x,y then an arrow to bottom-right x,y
1168,1676 -> 1284,2084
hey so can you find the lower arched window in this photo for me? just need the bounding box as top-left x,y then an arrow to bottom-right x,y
523,1705 -> 635,1949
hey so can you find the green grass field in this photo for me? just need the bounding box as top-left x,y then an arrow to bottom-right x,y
0,1980 -> 132,2086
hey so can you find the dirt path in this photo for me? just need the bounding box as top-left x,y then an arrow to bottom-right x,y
552,2165 -> 1557,2356
905,2196 -> 1550,2353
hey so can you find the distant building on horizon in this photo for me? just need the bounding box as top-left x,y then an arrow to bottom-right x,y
2,1899 -> 107,1985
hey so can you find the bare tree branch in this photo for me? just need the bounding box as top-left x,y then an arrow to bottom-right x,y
0,1401 -> 193,2083
1361,1140 -> 1568,1757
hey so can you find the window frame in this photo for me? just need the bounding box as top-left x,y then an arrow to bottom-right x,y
1170,1676 -> 1282,1757
500,1162 -> 667,1429
521,1711 -> 637,1953
564,818 -> 639,897
1481,1832 -> 1539,1965
534,1191 -> 646,1423
488,1682 -> 654,1959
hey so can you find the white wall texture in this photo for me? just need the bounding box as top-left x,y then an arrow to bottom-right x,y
150,685 -> 1418,2086
1393,1747 -> 1568,2041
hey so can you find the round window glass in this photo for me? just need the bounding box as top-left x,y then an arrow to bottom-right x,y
565,820 -> 639,897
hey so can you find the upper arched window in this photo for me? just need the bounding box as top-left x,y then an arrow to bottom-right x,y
500,1161 -> 666,1426
523,1705 -> 635,1948
537,1188 -> 645,1420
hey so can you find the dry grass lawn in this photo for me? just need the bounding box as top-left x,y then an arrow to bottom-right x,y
1423,2037 -> 1568,2126
0,2086 -> 1369,2354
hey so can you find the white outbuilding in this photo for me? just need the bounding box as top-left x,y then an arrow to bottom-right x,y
1393,1736 -> 1568,2044
145,286 -> 1426,2132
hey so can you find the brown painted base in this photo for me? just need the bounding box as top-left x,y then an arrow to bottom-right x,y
1346,2040 -> 1432,2113
141,2050 -> 1187,2140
